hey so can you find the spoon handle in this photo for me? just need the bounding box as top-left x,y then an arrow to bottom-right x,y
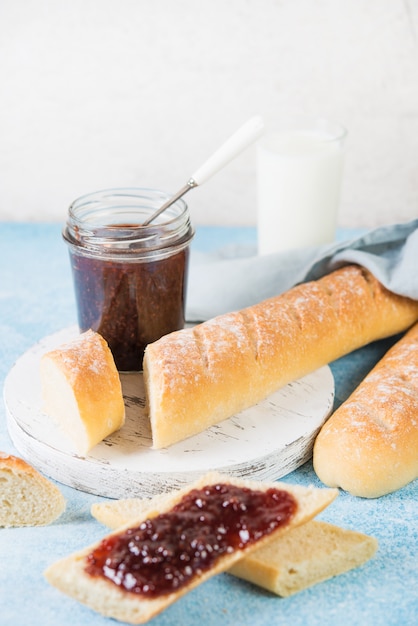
190,114 -> 264,185
142,115 -> 264,226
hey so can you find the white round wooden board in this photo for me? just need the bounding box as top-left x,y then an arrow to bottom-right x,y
4,326 -> 334,499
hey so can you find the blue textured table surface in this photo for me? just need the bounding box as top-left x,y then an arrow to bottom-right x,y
1,222 -> 417,626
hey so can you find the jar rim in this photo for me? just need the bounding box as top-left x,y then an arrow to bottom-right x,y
63,187 -> 194,260
68,187 -> 188,227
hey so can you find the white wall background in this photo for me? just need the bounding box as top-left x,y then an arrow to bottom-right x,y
1,0 -> 418,227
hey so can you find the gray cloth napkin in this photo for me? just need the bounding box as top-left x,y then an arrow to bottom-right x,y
186,218 -> 418,322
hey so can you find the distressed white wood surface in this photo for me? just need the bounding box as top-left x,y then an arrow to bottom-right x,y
4,326 -> 334,499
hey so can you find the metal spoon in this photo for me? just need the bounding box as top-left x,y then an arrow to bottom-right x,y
142,115 -> 264,226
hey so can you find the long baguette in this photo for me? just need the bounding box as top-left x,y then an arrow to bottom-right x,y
313,321 -> 418,498
45,472 -> 337,624
144,264 -> 418,448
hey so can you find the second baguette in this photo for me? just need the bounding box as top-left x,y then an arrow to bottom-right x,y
144,265 -> 418,448
313,321 -> 418,498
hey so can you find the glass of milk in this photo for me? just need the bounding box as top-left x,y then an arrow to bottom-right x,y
256,116 -> 347,255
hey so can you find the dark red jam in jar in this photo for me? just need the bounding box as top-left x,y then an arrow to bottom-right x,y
63,188 -> 194,371
85,482 -> 297,597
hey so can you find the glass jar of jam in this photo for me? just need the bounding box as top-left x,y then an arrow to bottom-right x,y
63,188 -> 194,372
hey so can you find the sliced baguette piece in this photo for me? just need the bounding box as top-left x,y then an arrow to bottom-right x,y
229,520 -> 378,596
40,329 -> 125,455
313,321 -> 418,498
0,452 -> 66,527
45,472 -> 338,624
144,265 -> 418,448
91,492 -> 173,530
91,493 -> 378,597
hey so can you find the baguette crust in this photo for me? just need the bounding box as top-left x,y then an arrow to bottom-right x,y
144,265 -> 418,448
313,321 -> 418,497
40,329 -> 125,454
0,452 -> 66,527
45,472 -> 338,624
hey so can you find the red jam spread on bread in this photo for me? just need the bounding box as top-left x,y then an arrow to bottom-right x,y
70,248 -> 189,371
85,483 -> 297,597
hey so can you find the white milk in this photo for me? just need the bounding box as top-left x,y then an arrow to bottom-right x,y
257,125 -> 345,255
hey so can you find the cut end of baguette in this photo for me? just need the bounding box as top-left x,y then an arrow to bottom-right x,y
40,329 -> 125,455
45,472 -> 338,624
0,452 -> 66,527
